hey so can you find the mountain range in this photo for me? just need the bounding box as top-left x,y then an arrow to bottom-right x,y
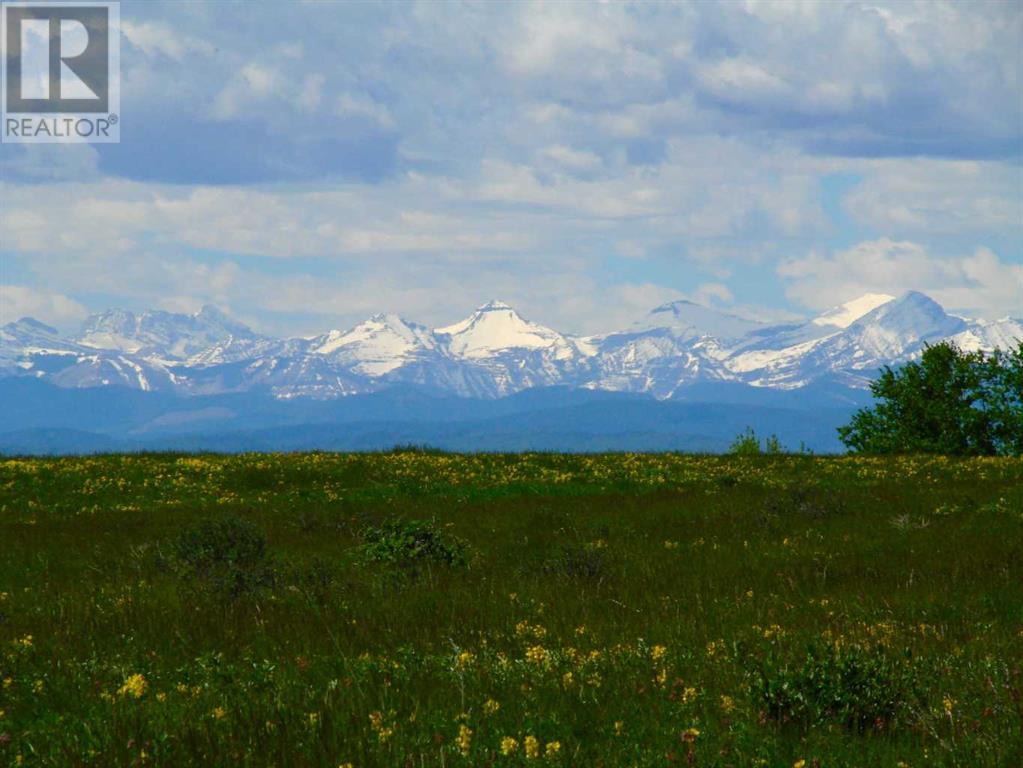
1,291 -> 1019,454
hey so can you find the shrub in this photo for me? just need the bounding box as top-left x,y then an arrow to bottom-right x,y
173,516 -> 276,599
749,642 -> 921,732
359,519 -> 470,568
730,427 -> 785,455
730,427 -> 761,455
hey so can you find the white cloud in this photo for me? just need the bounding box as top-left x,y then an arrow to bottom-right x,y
693,282 -> 734,306
697,57 -> 789,101
779,239 -> 1023,318
0,285 -> 88,328
844,159 -> 1022,236
335,92 -> 394,128
540,145 -> 602,172
121,21 -> 214,60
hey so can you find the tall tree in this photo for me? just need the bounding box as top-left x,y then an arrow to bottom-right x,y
838,341 -> 1023,456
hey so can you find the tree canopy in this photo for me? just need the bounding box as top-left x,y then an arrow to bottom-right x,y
838,341 -> 1022,456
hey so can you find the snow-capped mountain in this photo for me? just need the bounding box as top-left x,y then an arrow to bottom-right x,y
432,301 -> 590,397
309,313 -> 438,376
1,291 -> 1019,402
726,291 -> 972,389
77,305 -> 278,364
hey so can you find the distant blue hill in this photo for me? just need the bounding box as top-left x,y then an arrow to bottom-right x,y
0,378 -> 858,455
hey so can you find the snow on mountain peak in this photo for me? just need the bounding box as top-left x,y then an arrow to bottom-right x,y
76,305 -> 263,361
839,291 -> 968,359
5,317 -> 60,338
436,301 -> 569,358
477,299 -> 513,311
310,313 -> 435,375
811,293 -> 895,329
637,299 -> 765,341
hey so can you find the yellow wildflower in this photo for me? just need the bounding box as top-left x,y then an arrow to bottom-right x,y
117,673 -> 148,699
943,695 -> 955,715
793,761 -> 806,768
524,735 -> 540,759
614,720 -> 625,736
720,694 -> 735,713
561,671 -> 574,688
212,706 -> 226,720
483,698 -> 501,715
545,741 -> 561,758
525,644 -> 551,667
455,650 -> 475,670
500,736 -> 519,755
651,644 -> 667,662
457,724 -> 472,757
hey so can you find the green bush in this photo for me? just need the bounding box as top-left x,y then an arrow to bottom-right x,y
359,519 -> 470,568
749,642 -> 921,732
729,427 -> 784,455
172,516 -> 276,599
839,341 -> 1023,456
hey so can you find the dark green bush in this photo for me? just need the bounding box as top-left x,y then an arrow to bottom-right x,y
359,519 -> 470,568
839,341 -> 1023,456
749,642 -> 921,732
173,516 -> 276,599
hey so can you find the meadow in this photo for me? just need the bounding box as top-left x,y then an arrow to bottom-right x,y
0,451 -> 1021,767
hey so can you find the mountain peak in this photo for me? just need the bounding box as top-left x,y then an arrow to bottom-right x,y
811,293 -> 894,329
437,301 -> 567,358
309,312 -> 435,374
476,299 -> 514,312
10,317 -> 60,336
638,299 -> 764,341
840,290 -> 967,357
196,304 -> 230,321
366,312 -> 414,327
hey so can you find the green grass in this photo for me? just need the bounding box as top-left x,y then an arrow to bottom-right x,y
1,452 -> 1021,767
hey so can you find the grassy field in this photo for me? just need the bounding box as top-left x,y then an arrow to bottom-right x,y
0,452 -> 1021,767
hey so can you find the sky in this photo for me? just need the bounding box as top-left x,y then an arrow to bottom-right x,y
1,0 -> 1021,338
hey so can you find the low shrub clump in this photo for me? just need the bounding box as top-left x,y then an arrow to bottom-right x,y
171,516 -> 276,599
749,642 -> 922,732
358,519 -> 471,568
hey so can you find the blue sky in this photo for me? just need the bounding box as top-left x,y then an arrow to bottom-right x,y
1,0 -> 1020,337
